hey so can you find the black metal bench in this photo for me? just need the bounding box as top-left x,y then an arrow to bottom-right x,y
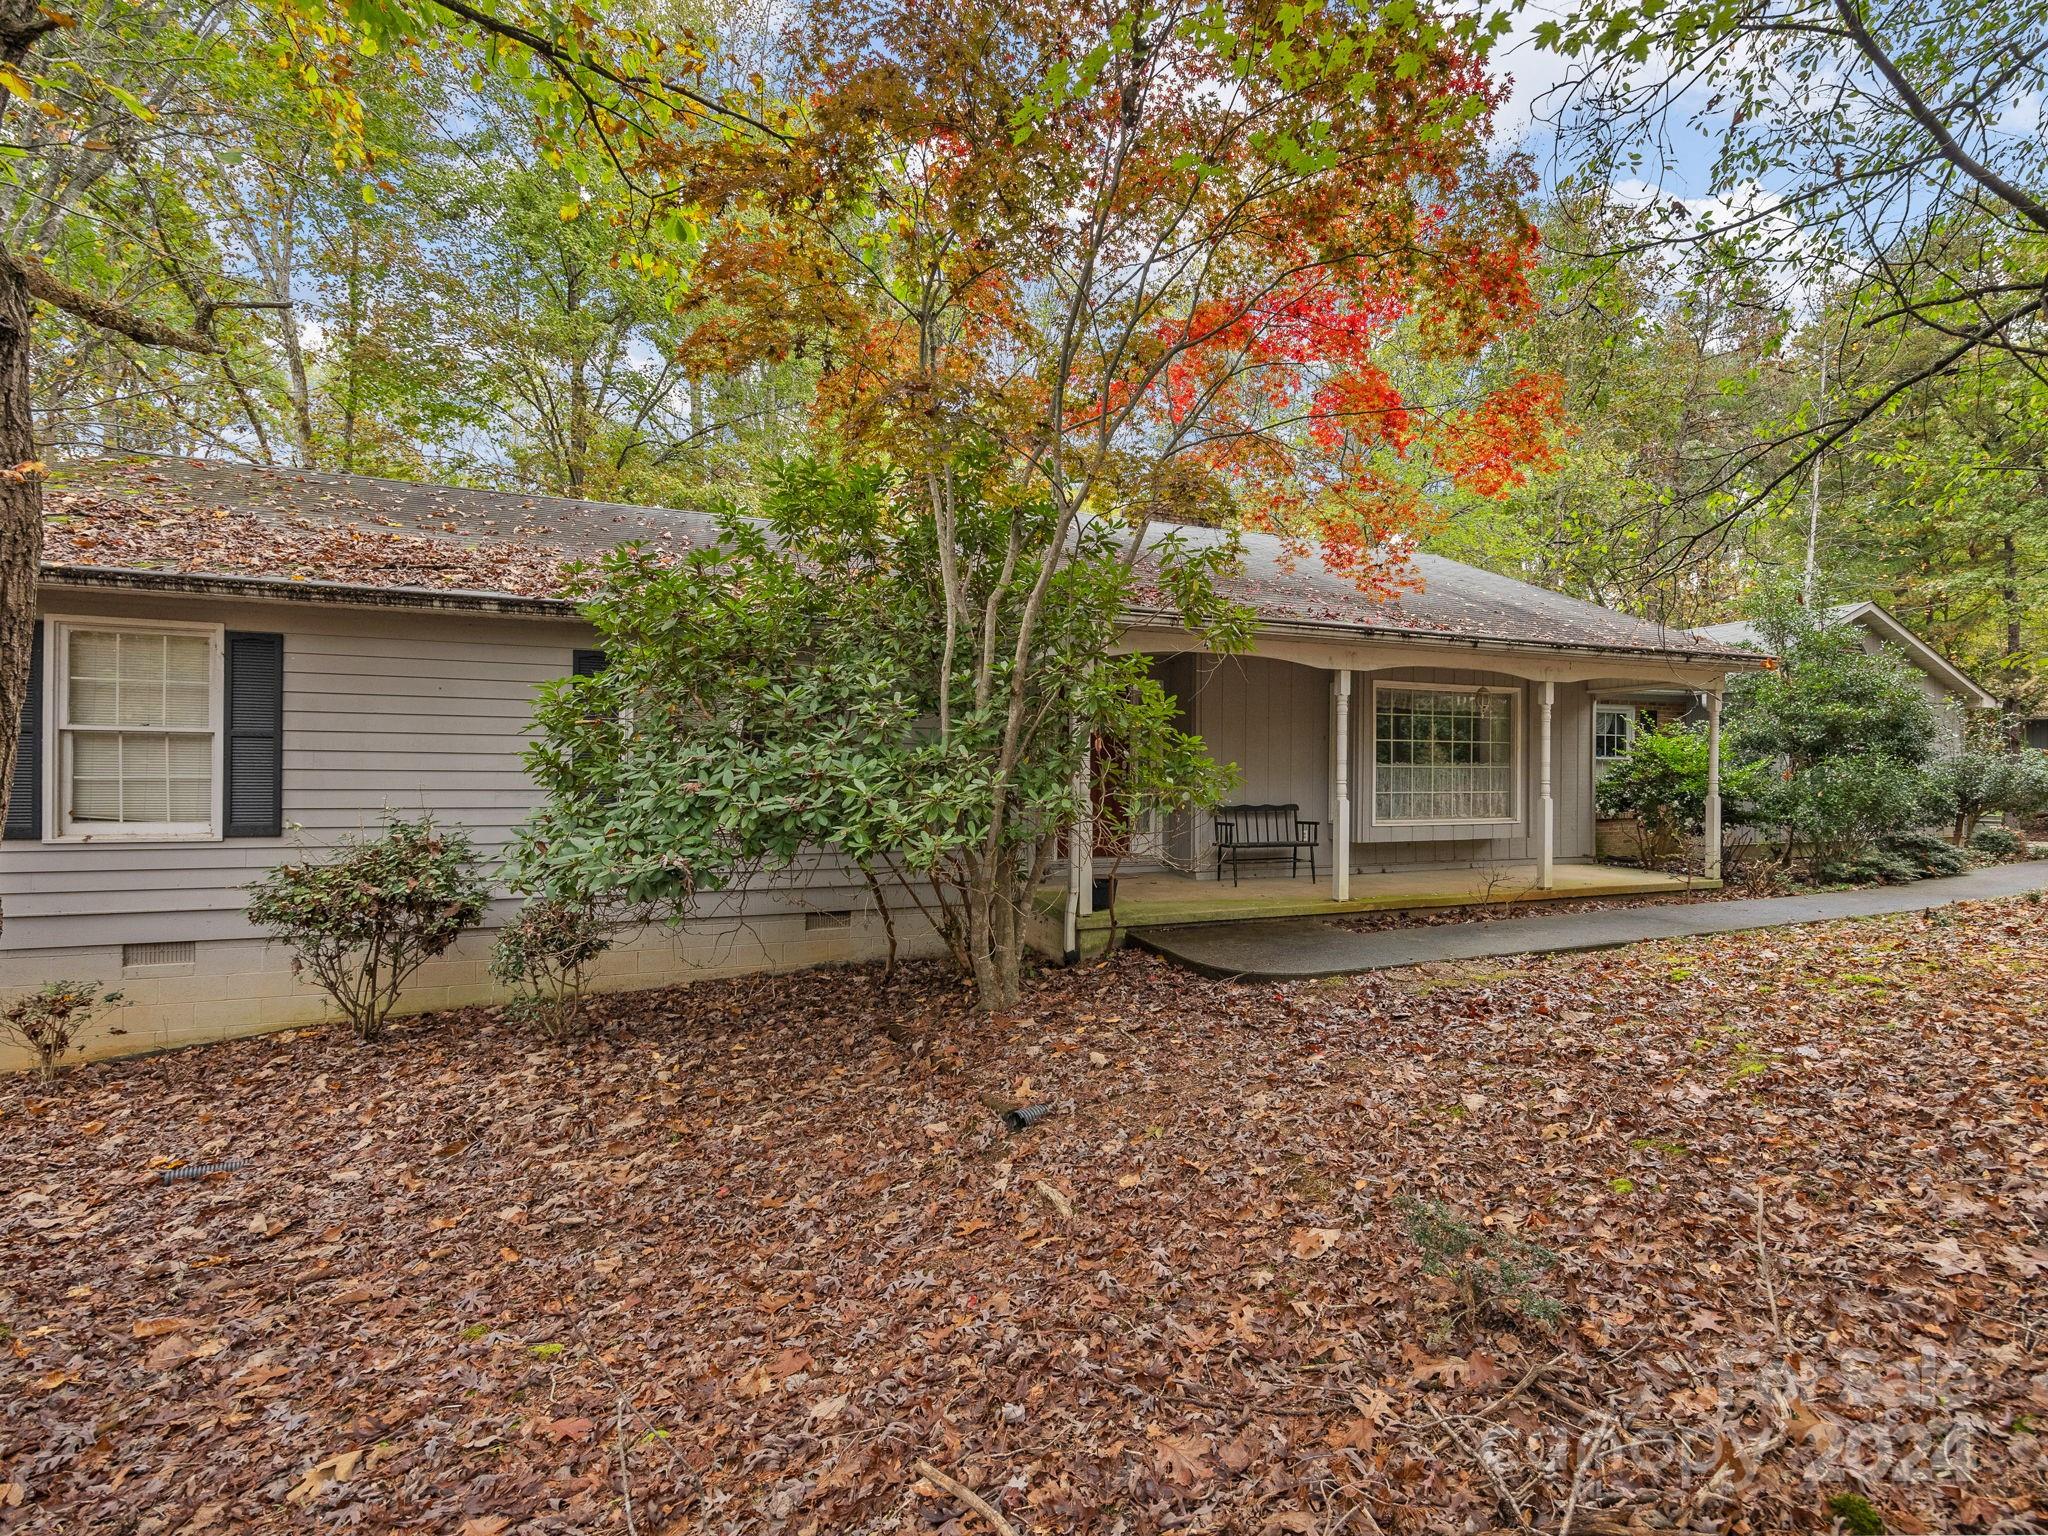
1214,803 -> 1321,884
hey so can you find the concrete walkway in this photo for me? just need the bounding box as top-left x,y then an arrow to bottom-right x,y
1134,860 -> 2048,980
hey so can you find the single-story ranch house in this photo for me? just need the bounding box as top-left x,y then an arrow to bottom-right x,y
1,457 -> 1762,1067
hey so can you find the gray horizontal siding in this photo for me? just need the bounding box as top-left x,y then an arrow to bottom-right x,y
4,587 -> 896,953
3,595 -> 566,948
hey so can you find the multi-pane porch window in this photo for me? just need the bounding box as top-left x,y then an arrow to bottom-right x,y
58,626 -> 217,835
1372,683 -> 1517,823
1594,703 -> 1637,764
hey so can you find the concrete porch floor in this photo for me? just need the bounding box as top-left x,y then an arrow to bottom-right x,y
1043,861 -> 1714,935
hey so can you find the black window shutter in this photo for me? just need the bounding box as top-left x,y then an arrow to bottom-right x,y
4,621 -> 42,841
223,631 -> 284,838
572,647 -> 608,676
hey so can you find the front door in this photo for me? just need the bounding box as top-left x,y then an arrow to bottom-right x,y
1069,732 -> 1163,863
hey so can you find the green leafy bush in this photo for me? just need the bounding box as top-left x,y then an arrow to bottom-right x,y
1724,595 -> 1944,878
1819,848 -> 1924,886
1926,749 -> 2048,843
1593,724 -> 1767,870
508,455 -> 1235,1011
489,899 -> 615,1042
1878,829 -> 1969,877
247,817 -> 489,1043
0,980 -> 124,1080
1726,600 -> 1940,771
1749,754 -> 1934,880
1969,825 -> 2027,860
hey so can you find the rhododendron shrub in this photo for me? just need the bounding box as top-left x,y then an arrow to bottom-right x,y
606,0 -> 1557,1005
512,457 -> 1235,1000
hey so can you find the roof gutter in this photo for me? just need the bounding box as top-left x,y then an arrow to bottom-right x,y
38,564 -> 581,619
37,566 -> 1769,668
1119,605 -> 1773,670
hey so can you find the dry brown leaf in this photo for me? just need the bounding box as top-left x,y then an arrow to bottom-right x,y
1288,1226 -> 1342,1260
1151,1431 -> 1212,1488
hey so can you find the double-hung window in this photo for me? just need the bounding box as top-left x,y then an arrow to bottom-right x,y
1593,703 -> 1637,768
53,621 -> 221,839
1372,682 -> 1519,824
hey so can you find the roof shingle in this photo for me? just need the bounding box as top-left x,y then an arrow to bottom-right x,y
43,456 -> 1754,662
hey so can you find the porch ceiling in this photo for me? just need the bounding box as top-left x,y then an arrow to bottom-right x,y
1040,863 -> 1712,933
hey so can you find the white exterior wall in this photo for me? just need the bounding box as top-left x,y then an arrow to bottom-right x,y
0,585 -> 937,1069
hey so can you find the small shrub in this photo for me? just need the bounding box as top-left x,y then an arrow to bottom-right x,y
1877,829 -> 1969,877
246,817 -> 489,1043
1818,849 -> 1922,887
0,980 -> 124,1079
1968,825 -> 2027,860
1593,724 -> 1768,870
1926,748 -> 2048,843
1398,1195 -> 1563,1331
1751,755 -> 1935,880
489,898 -> 615,1042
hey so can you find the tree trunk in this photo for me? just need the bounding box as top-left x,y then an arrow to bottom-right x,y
965,881 -> 998,1005
0,259 -> 42,924
339,224 -> 365,472
277,267 -> 316,466
567,360 -> 589,495
2001,532 -> 2024,747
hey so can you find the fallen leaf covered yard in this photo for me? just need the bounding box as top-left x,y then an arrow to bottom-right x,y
1,0 -> 2044,1528
4,899 -> 2044,1531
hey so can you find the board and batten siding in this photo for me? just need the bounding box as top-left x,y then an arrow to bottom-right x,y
1172,657 -> 1597,876
1350,667 -> 1596,871
1180,653 -> 1334,870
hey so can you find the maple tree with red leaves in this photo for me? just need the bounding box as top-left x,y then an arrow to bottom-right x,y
678,0 -> 1560,585
620,0 -> 1563,1005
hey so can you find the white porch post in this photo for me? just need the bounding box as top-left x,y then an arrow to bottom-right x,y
1538,680 -> 1555,890
1071,724 -> 1094,921
1331,669 -> 1352,901
1704,690 -> 1723,881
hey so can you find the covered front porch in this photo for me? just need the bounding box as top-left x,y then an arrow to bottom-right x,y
1040,860 -> 1713,943
1042,624 -> 1749,959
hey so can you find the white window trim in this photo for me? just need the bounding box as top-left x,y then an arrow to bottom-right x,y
1593,702 -> 1639,763
44,615 -> 226,844
1368,679 -> 1523,828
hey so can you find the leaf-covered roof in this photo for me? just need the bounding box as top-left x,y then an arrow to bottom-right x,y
43,456 -> 1754,661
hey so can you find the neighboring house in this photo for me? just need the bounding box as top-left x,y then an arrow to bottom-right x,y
1693,601 -> 1998,747
2,457 -> 1760,1066
2028,713 -> 2048,754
